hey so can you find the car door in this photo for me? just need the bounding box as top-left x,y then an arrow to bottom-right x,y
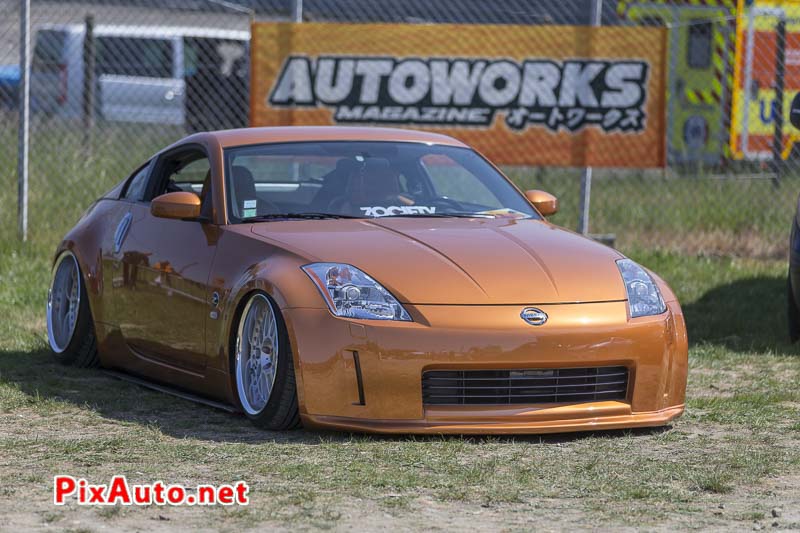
96,34 -> 184,125
184,35 -> 248,131
114,146 -> 218,376
99,161 -> 151,331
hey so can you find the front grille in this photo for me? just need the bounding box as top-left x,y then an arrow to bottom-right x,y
422,366 -> 629,406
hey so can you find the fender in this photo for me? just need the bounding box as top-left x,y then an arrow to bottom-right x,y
207,229 -> 322,408
648,269 -> 679,304
53,199 -> 110,323
219,258 -> 317,413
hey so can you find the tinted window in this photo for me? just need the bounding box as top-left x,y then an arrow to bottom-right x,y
122,163 -> 150,202
33,30 -> 66,68
224,141 -> 538,222
168,157 -> 210,196
688,22 -> 712,69
97,36 -> 172,78
153,152 -> 212,218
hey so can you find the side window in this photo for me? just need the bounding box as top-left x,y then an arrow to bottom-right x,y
96,36 -> 173,78
168,158 -> 211,196
687,22 -> 712,69
421,154 -> 498,208
122,163 -> 150,202
152,151 -> 213,218
32,29 -> 66,71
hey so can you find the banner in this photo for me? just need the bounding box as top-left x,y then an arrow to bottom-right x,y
250,22 -> 667,168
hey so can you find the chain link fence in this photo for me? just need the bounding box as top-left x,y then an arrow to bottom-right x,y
0,0 -> 797,258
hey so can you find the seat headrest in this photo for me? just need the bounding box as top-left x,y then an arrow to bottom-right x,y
335,158 -> 360,174
231,165 -> 256,206
348,159 -> 400,203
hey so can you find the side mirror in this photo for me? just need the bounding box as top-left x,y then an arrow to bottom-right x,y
151,191 -> 201,220
524,190 -> 559,217
791,93 -> 800,129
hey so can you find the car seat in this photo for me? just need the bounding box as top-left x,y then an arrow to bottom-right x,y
328,159 -> 406,215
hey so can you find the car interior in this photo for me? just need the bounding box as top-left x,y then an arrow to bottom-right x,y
222,147 -> 502,221
129,143 -> 533,222
154,150 -> 214,219
226,156 -> 422,218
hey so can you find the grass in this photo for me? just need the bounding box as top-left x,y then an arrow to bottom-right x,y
0,111 -> 799,257
507,166 -> 800,258
0,117 -> 799,529
1,242 -> 799,529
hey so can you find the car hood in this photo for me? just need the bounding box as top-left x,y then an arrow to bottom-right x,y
250,217 -> 626,305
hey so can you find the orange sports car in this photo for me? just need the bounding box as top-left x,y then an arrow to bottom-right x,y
47,126 -> 687,434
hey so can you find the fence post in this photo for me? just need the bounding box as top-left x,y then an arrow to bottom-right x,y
291,0 -> 303,22
17,0 -> 30,242
772,15 -> 786,186
290,0 -> 302,179
577,167 -> 592,234
577,0 -> 602,235
82,14 -> 95,155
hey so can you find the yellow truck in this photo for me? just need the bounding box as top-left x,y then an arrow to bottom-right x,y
618,0 -> 800,163
730,0 -> 800,160
617,0 -> 737,165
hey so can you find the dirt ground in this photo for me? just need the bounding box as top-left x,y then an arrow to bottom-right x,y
0,346 -> 798,532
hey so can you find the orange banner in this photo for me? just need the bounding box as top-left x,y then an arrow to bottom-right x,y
250,22 -> 667,168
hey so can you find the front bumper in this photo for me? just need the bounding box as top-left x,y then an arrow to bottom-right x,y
283,300 -> 688,435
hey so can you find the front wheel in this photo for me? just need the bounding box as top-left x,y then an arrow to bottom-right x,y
233,292 -> 300,430
46,251 -> 98,367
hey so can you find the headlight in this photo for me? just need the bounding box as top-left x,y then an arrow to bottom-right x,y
616,259 -> 666,318
302,263 -> 412,321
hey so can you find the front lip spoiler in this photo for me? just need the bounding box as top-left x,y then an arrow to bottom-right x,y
301,405 -> 685,435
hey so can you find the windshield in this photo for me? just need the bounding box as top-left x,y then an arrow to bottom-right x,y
223,141 -> 539,222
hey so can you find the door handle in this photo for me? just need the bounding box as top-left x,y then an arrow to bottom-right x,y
113,212 -> 132,254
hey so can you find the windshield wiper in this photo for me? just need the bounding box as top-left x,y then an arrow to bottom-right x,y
243,212 -> 361,221
379,212 -> 497,219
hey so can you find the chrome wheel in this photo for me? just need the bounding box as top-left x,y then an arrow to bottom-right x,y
47,252 -> 81,353
235,294 -> 279,415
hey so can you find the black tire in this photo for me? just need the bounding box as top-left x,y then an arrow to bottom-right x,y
789,274 -> 800,344
47,252 -> 99,368
232,292 -> 301,430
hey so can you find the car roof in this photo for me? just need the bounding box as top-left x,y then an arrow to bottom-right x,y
37,23 -> 249,41
202,126 -> 469,149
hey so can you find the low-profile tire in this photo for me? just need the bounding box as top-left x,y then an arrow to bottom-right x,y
789,274 -> 800,343
233,292 -> 301,430
47,251 -> 98,367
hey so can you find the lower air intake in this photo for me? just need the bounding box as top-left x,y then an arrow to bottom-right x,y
422,366 -> 629,406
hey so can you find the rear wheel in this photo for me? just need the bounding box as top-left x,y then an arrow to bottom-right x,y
47,251 -> 98,367
789,274 -> 800,343
233,292 -> 300,430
